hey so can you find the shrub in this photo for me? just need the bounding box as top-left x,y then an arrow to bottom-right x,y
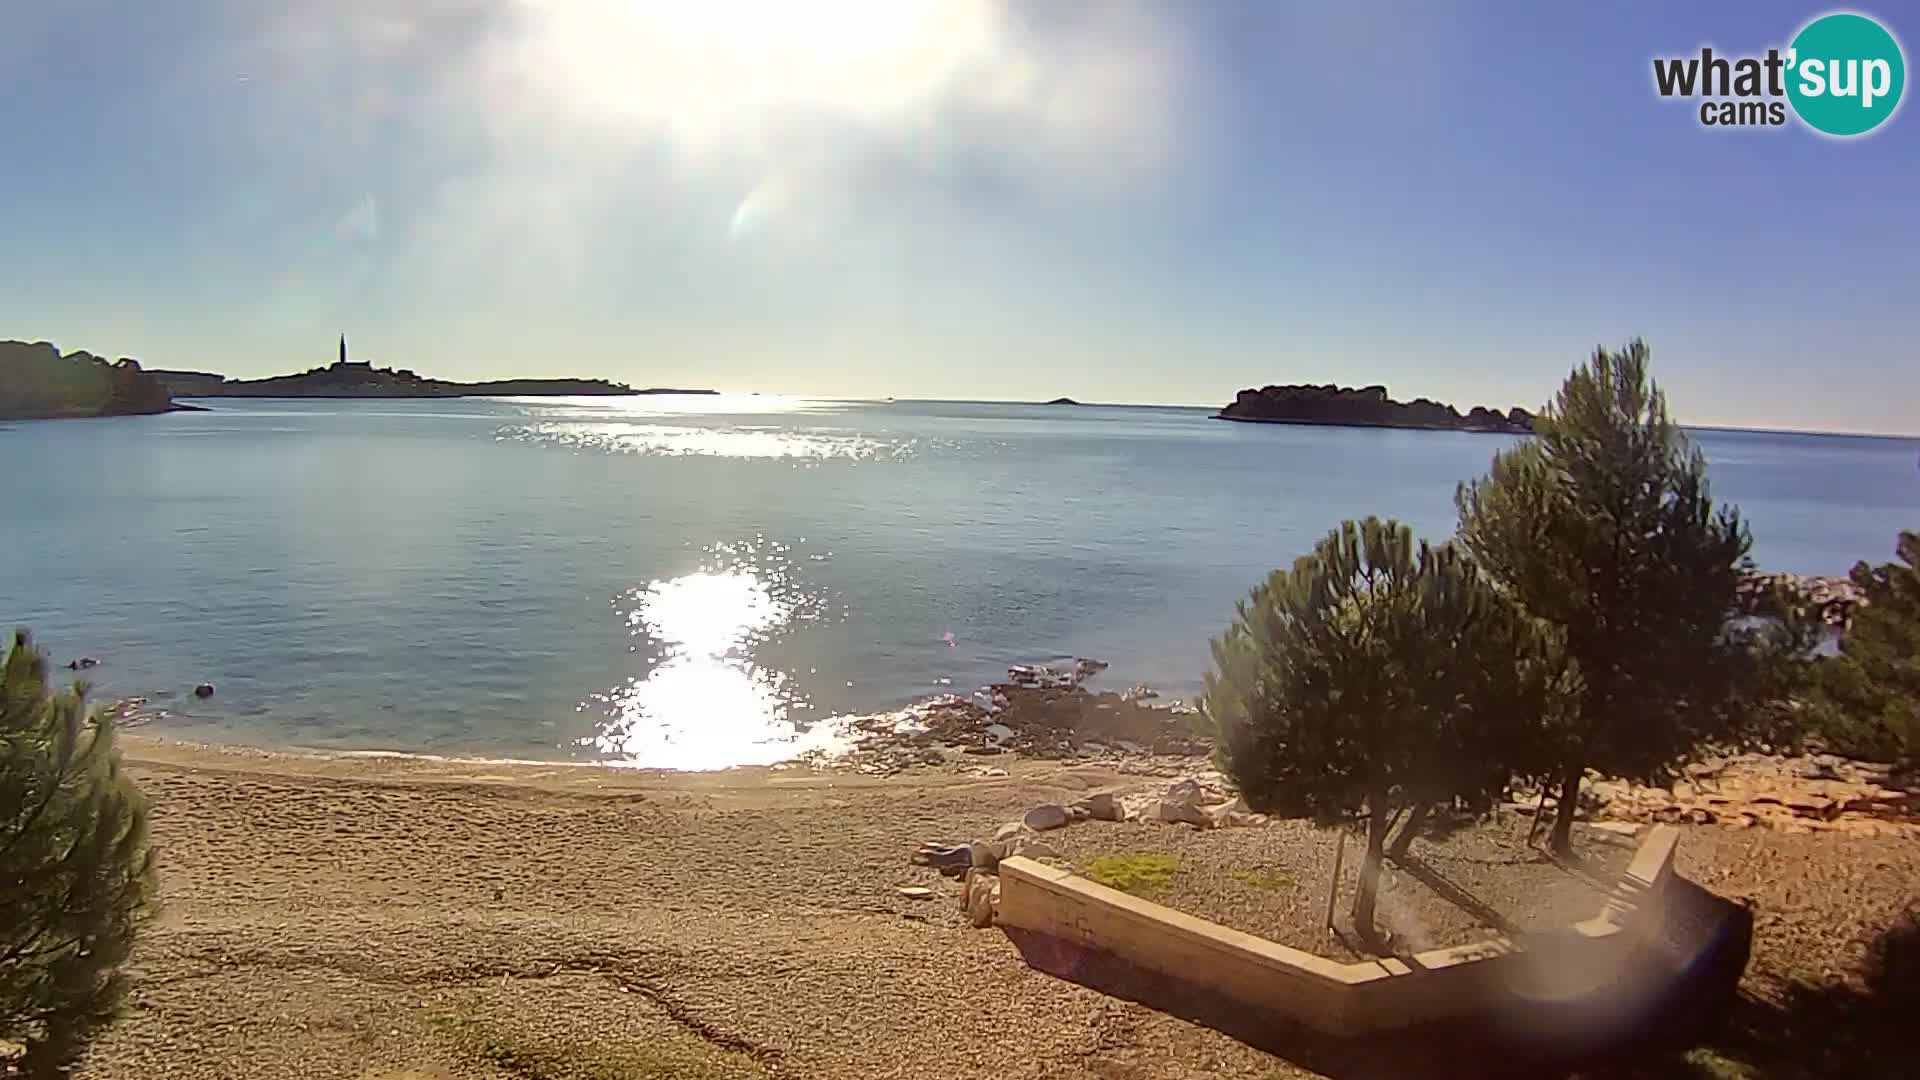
2,629 -> 156,1076
1202,517 -> 1542,946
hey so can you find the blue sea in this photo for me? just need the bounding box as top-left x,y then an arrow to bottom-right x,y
3,397 -> 1915,768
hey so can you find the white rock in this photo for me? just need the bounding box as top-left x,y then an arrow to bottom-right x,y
984,722 -> 1015,746
896,886 -> 935,900
1024,804 -> 1071,831
1077,791 -> 1122,821
1118,793 -> 1160,822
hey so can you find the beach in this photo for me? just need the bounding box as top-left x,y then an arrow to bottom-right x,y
76,736 -> 1920,1079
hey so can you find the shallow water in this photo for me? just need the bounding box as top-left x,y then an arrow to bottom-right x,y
3,397 -> 1914,766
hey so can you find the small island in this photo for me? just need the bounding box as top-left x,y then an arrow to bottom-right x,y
1,340 -> 196,420
151,336 -> 718,400
1044,397 -> 1082,406
1217,383 -> 1534,434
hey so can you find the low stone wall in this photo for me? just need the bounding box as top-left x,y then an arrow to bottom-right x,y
997,824 -> 1732,1042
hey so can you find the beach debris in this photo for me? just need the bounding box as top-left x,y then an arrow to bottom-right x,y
910,842 -> 973,876
1023,804 -> 1070,831
896,886 -> 935,900
1007,657 -> 1110,690
193,682 -> 215,699
65,656 -> 100,670
1120,683 -> 1159,702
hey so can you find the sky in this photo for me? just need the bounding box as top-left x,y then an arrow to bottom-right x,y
1,1 -> 1915,434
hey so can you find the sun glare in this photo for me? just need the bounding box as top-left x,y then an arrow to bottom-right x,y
508,0 -> 1001,139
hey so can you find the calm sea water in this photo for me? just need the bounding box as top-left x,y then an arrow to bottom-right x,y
3,397 -> 1915,767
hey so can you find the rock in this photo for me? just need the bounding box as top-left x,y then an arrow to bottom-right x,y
966,873 -> 998,928
1011,838 -> 1062,860
896,886 -> 935,900
1118,793 -> 1160,822
1158,798 -> 1212,827
993,821 -> 1029,843
65,656 -> 100,670
1066,804 -> 1090,823
970,840 -> 1009,870
980,767 -> 1009,778
1582,821 -> 1643,836
1205,796 -> 1253,828
983,722 -> 1014,747
1076,791 -> 1122,821
193,682 -> 215,698
1023,804 -> 1071,831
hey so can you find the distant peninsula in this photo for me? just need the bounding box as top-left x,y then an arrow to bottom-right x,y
1,340 -> 196,420
1044,397 -> 1082,406
153,337 -> 717,400
1217,384 -> 1535,434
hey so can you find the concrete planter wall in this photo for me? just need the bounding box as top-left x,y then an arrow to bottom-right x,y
997,825 -> 1737,1043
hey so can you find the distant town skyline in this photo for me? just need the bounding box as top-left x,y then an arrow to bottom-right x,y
2,2 -> 1916,435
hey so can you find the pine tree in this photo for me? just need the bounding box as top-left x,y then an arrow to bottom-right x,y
2,629 -> 156,1076
1455,340 -> 1753,854
1202,518 -> 1542,948
1804,531 -> 1920,764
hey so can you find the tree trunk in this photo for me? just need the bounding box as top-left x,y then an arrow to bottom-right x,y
1388,802 -> 1429,860
1352,800 -> 1392,950
1549,763 -> 1581,855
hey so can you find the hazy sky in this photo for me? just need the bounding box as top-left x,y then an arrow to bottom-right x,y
2,1 -> 1915,433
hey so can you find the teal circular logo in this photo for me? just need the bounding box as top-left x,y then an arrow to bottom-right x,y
1787,13 -> 1906,136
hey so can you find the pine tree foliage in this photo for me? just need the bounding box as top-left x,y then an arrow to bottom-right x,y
1201,517 -> 1543,946
1804,531 -> 1920,764
2,629 -> 155,1077
1455,340 -> 1754,853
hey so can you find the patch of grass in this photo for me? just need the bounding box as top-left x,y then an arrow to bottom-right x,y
1678,1048 -> 1758,1079
1228,867 -> 1295,891
1085,853 -> 1179,895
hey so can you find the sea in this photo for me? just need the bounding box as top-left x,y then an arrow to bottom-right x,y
3,396 -> 1915,769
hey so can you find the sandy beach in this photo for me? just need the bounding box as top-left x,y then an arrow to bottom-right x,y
72,736 -> 1920,1079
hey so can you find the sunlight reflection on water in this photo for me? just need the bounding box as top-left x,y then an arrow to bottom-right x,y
580,541 -> 853,769
499,421 -> 905,460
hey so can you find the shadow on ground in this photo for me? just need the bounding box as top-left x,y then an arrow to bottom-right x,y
1600,908 -> 1919,1079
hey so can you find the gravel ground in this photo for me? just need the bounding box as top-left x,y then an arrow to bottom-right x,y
1044,816 -> 1636,962
67,737 -> 1920,1079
